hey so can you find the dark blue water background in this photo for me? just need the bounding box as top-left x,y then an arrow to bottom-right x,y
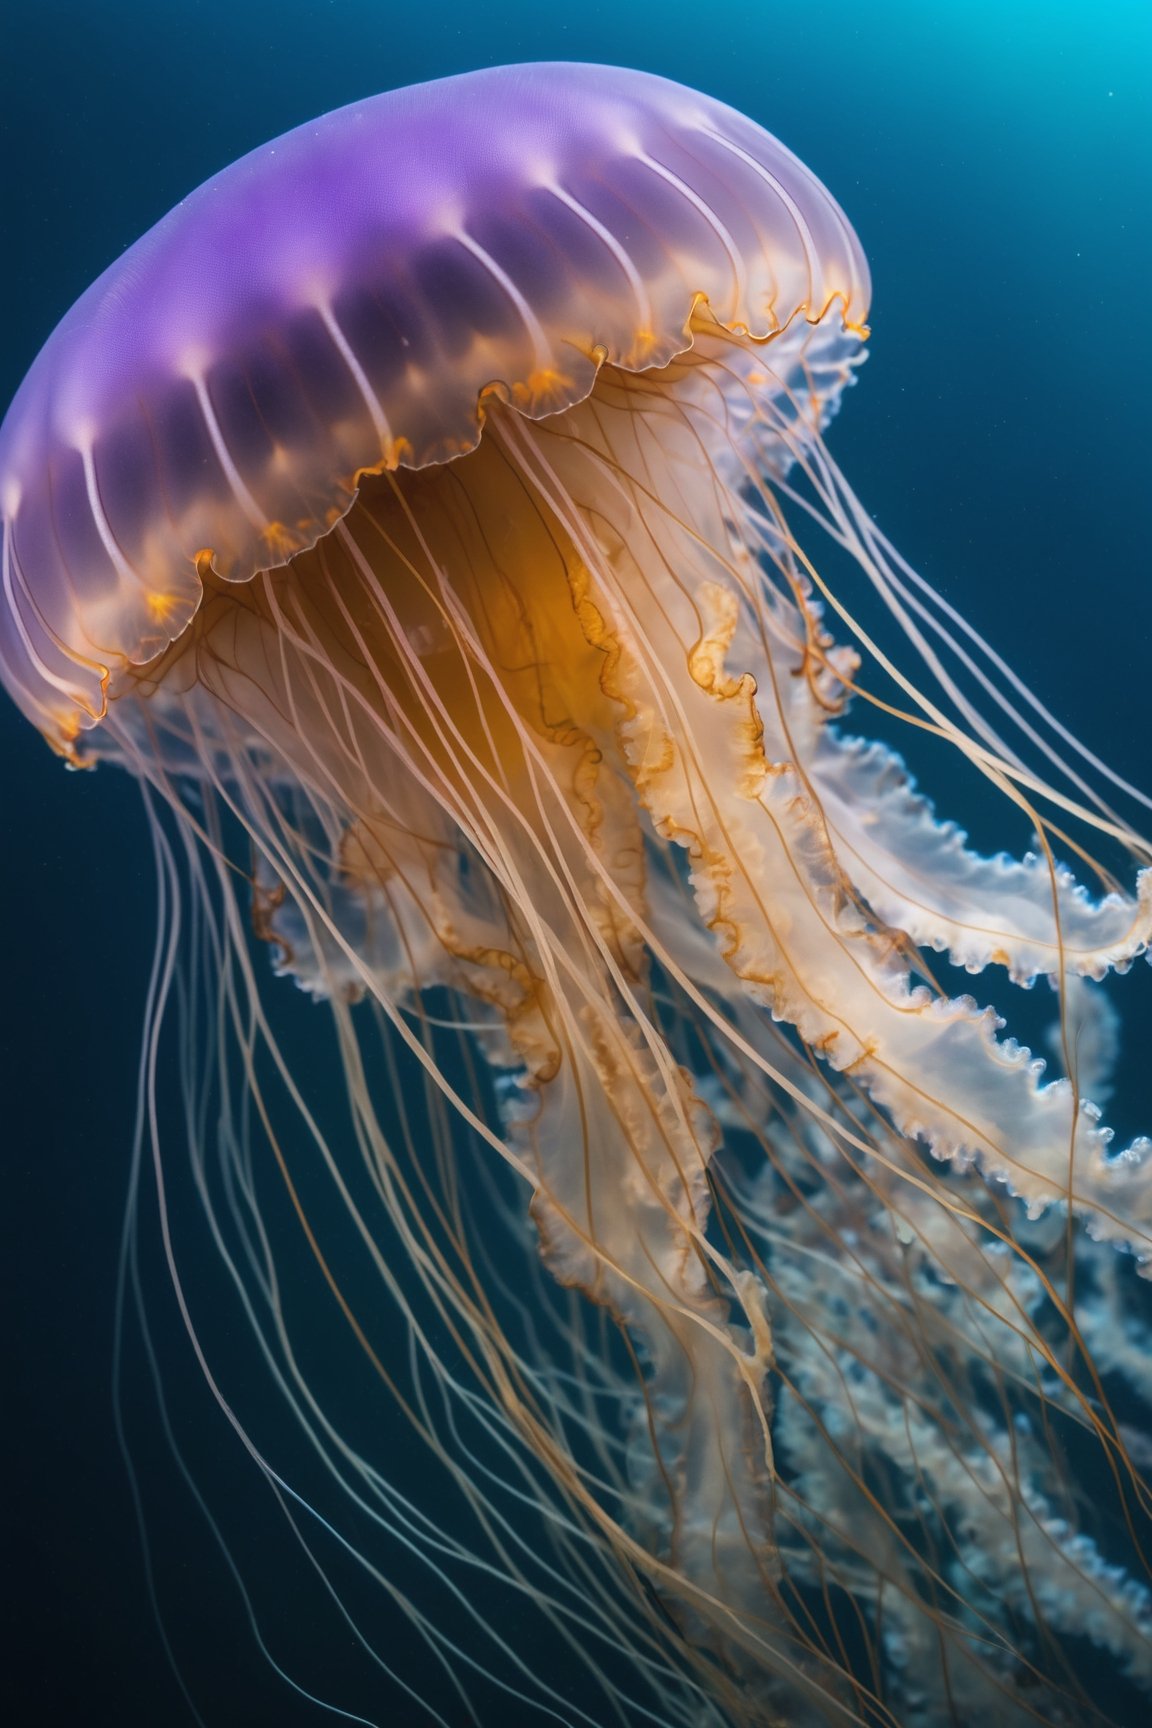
1,3 -> 1149,1723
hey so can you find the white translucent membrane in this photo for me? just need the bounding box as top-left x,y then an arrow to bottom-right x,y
100,312 -> 1151,1727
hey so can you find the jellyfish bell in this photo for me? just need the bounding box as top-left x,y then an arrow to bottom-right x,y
3,60 -> 1152,1728
0,61 -> 868,742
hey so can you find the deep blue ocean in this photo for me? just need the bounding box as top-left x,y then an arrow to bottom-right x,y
1,4 -> 1149,1725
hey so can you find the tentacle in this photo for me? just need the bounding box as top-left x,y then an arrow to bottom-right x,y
809,730 -> 1152,984
509,378 -> 1152,1267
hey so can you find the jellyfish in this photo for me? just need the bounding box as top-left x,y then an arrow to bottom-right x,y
2,61 -> 1150,1728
